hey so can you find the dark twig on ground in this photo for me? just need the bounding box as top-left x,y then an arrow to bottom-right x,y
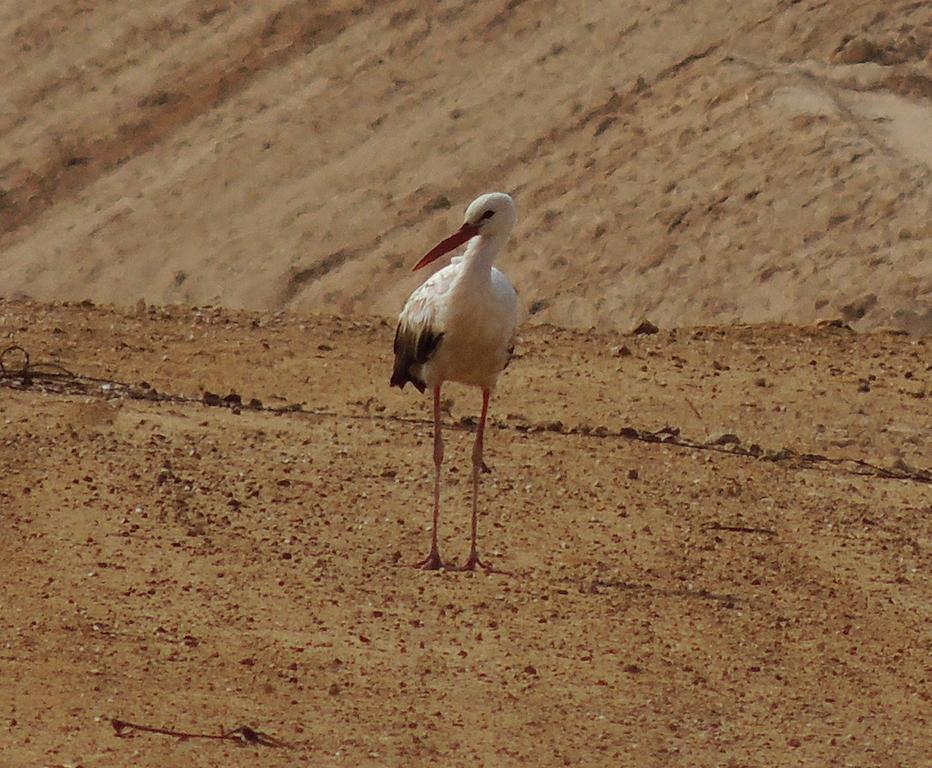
111,718 -> 288,748
2,344 -> 929,485
707,523 -> 777,536
0,343 -> 75,384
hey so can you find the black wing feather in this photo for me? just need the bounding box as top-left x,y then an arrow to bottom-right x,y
390,322 -> 443,392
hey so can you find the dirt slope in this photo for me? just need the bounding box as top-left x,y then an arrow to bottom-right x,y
1,298 -> 929,766
1,0 -> 930,332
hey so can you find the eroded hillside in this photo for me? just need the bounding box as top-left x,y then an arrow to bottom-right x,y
0,0 -> 930,331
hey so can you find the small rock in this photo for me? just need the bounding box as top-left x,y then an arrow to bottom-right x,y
708,432 -> 741,446
815,318 -> 853,331
833,37 -> 882,65
839,293 -> 877,322
426,194 -> 452,210
632,319 -> 659,335
627,468 -> 639,480
528,299 -> 549,315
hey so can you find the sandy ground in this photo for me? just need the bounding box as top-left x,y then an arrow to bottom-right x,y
1,298 -> 929,766
0,0 -> 930,332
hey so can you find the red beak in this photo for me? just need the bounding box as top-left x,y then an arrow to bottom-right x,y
411,222 -> 480,271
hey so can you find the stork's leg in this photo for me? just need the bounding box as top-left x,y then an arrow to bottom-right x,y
462,388 -> 494,572
413,385 -> 445,570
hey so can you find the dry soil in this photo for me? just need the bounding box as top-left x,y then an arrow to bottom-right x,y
1,298 -> 929,766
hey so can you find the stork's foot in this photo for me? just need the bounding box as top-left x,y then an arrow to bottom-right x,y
412,548 -> 446,570
458,550 -> 504,574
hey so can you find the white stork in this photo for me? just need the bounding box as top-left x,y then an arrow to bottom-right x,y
390,192 -> 518,571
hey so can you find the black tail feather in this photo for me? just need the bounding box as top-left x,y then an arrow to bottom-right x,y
389,369 -> 426,392
390,322 -> 441,393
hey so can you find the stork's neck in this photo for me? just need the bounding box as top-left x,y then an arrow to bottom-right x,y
461,234 -> 506,278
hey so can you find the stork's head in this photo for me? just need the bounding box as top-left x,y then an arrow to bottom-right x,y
412,192 -> 517,271
463,192 -> 517,240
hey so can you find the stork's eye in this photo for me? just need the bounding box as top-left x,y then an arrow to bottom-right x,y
480,210 -> 495,220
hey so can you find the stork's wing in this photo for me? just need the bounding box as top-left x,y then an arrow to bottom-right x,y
389,277 -> 447,392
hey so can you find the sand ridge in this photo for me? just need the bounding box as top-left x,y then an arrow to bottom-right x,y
0,0 -> 930,331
